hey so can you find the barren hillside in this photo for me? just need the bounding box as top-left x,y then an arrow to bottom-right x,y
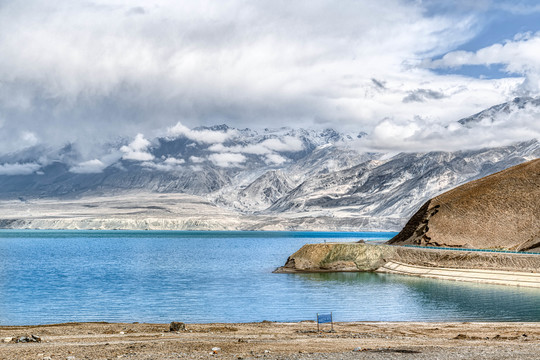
388,158 -> 540,251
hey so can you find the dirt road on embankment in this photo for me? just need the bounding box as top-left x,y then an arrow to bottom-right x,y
274,243 -> 540,287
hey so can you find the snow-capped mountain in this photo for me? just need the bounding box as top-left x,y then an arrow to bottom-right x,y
458,96 -> 540,127
0,97 -> 538,231
267,140 -> 539,219
0,126 -> 364,199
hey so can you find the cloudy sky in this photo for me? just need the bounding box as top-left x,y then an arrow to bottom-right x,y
1,0 -> 540,157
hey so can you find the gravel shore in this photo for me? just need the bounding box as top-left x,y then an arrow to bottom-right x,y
1,321 -> 539,359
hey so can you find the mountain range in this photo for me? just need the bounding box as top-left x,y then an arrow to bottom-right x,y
0,97 -> 538,231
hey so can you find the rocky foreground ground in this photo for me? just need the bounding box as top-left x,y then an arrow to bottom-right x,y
1,321 -> 539,360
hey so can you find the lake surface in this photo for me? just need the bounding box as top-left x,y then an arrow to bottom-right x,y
1,230 -> 539,325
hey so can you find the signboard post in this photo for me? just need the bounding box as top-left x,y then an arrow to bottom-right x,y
316,312 -> 333,332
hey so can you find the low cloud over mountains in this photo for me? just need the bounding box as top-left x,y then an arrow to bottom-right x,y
1,1 -> 540,157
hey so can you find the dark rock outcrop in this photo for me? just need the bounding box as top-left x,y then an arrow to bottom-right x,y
169,322 -> 186,332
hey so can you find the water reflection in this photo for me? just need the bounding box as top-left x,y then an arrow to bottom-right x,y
295,272 -> 388,284
384,274 -> 540,321
292,272 -> 540,321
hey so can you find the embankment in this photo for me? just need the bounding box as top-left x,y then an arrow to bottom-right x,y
378,261 -> 540,288
274,243 -> 540,287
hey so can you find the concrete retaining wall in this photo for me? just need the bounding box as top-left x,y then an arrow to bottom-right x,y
377,261 -> 540,288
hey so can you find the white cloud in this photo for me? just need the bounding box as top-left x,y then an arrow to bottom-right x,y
21,131 -> 38,146
260,137 -> 304,152
208,136 -> 303,155
0,0 -> 489,156
208,153 -> 246,168
0,162 -> 40,175
264,153 -> 287,165
0,0 -> 537,155
69,159 -> 106,174
189,156 -> 205,163
69,151 -> 122,173
167,122 -> 237,144
426,33 -> 540,93
142,156 -> 185,172
208,143 -> 267,155
355,101 -> 540,152
371,119 -> 421,144
142,157 -> 185,172
164,157 -> 185,166
120,133 -> 154,161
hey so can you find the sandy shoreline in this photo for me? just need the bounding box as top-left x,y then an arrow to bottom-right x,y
1,321 -> 540,359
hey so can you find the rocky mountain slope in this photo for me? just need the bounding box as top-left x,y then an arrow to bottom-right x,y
266,141 -> 539,219
0,127 -> 365,199
458,96 -> 540,127
0,97 -> 539,231
388,158 -> 540,251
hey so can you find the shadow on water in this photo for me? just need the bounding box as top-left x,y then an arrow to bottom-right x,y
294,271 -> 383,283
381,273 -> 540,321
291,272 -> 540,321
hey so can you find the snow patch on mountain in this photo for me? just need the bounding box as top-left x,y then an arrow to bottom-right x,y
0,97 -> 538,231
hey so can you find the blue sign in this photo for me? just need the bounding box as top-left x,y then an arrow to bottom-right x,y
317,313 -> 332,324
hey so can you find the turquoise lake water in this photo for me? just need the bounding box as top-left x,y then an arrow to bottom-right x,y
1,230 -> 539,325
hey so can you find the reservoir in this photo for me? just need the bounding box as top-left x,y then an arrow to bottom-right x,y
1,230 -> 539,325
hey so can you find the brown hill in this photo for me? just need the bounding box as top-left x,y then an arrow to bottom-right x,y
388,158 -> 540,251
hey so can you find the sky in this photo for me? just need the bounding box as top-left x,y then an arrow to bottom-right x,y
1,0 -> 540,160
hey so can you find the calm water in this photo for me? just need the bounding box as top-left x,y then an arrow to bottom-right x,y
1,230 -> 540,325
